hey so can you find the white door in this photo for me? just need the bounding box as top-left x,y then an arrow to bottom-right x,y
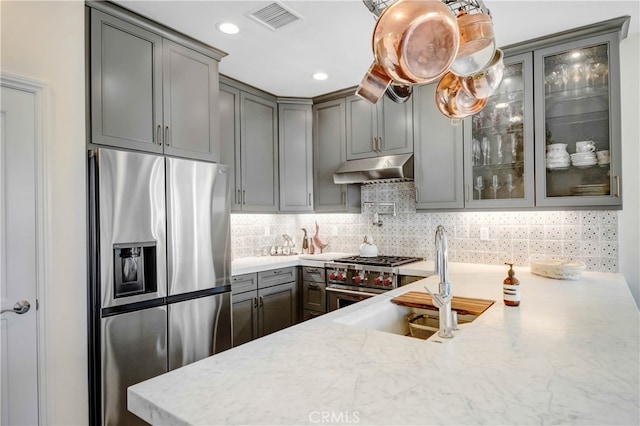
0,83 -> 40,424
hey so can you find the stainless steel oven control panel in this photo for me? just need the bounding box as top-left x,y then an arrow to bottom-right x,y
325,265 -> 397,290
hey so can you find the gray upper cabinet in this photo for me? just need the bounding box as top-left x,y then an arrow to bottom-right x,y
91,9 -> 163,153
345,95 -> 413,160
313,98 -> 360,213
90,7 -> 221,162
162,40 -> 220,162
413,83 -> 464,210
220,84 -> 279,212
533,31 -> 623,208
241,92 -> 279,211
278,101 -> 314,212
463,52 -> 536,209
219,84 -> 242,211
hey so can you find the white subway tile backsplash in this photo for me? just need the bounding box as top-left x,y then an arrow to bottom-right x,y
230,210 -> 619,273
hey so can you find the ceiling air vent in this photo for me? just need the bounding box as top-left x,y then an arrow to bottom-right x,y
248,2 -> 303,31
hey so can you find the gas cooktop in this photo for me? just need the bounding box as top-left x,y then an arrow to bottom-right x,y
331,255 -> 422,267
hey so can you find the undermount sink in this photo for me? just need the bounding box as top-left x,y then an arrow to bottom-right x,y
334,296 -> 487,341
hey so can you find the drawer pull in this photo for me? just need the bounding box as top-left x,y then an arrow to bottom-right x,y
164,126 -> 170,146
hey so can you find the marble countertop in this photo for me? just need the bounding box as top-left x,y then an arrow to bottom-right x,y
129,263 -> 640,425
232,253 -> 433,277
232,252 -> 354,275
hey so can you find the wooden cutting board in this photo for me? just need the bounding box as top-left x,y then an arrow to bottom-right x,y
391,291 -> 494,316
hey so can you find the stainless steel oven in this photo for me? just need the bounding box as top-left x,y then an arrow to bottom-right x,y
325,256 -> 423,311
326,284 -> 386,310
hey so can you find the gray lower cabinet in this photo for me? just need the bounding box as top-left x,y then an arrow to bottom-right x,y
301,266 -> 326,320
413,83 -> 465,209
220,82 -> 279,212
312,98 -> 360,212
278,101 -> 314,212
231,268 -> 298,347
345,94 -> 413,160
89,7 -> 221,162
231,273 -> 259,346
258,281 -> 298,337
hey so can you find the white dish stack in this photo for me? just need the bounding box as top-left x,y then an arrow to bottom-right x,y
570,140 -> 597,167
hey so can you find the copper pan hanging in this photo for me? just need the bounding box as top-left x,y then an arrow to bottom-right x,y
372,0 -> 460,85
435,71 -> 487,119
461,48 -> 505,99
449,9 -> 496,77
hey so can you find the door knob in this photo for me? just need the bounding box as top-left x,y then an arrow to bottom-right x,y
1,300 -> 31,315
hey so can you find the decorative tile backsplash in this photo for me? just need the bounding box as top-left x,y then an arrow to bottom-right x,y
230,210 -> 619,272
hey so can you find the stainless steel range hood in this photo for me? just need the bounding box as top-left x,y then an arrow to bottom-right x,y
333,153 -> 414,184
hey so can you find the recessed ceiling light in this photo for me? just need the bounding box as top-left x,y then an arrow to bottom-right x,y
217,22 -> 239,35
313,72 -> 328,81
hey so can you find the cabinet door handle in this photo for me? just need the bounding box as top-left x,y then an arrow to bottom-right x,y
156,125 -> 162,145
371,137 -> 376,153
259,295 -> 264,307
237,189 -> 241,204
308,283 -> 319,288
377,137 -> 382,153
253,297 -> 258,308
341,190 -> 346,206
308,193 -> 312,206
615,176 -> 620,197
164,126 -> 170,146
242,190 -> 246,204
465,184 -> 469,202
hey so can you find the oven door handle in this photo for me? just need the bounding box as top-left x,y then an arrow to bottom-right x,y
325,287 -> 381,298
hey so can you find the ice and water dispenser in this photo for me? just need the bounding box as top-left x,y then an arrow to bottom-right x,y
113,242 -> 157,298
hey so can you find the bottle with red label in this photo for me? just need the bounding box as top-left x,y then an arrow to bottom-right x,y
503,262 -> 520,306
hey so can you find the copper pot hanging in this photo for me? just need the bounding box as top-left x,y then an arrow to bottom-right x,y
372,0 -> 460,85
435,71 -> 487,119
449,10 -> 496,77
356,0 -> 460,104
461,48 -> 505,99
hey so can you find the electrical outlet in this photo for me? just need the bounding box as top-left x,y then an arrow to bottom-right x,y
480,227 -> 489,241
264,226 -> 270,236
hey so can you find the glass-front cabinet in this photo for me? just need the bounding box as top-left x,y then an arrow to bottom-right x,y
534,32 -> 622,207
464,52 -> 535,208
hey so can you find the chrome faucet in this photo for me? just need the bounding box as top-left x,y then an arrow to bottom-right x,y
424,225 -> 454,338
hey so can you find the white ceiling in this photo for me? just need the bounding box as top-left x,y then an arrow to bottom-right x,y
115,0 -> 639,98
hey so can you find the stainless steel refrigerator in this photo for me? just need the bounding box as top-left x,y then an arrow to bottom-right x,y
87,148 -> 232,425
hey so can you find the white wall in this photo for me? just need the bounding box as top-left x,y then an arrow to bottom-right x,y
619,32 -> 640,308
1,1 -> 88,424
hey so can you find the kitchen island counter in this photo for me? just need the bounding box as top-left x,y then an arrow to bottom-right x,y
129,263 -> 639,425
